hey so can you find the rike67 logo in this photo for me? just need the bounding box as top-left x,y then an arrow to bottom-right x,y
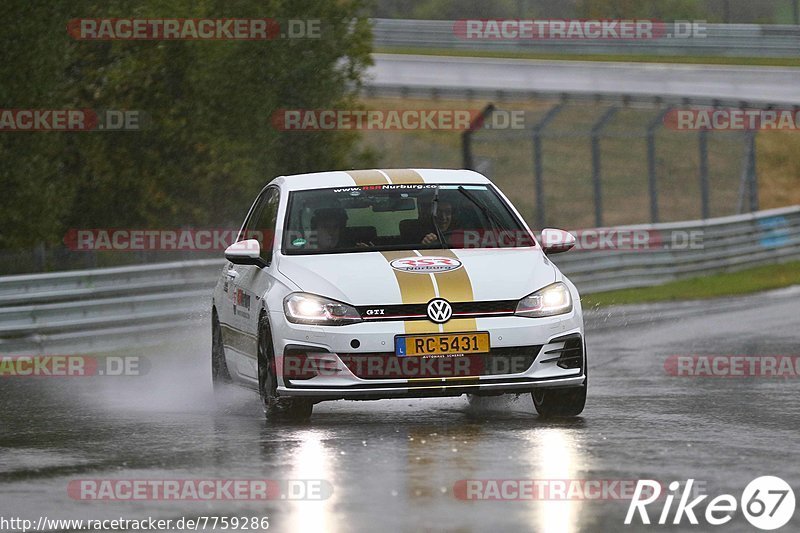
625,477 -> 795,530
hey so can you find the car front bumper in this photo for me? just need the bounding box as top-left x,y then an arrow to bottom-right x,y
269,310 -> 586,401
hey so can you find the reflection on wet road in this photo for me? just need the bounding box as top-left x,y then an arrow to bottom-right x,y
1,288 -> 799,532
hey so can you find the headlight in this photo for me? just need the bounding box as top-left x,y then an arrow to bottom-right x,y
283,293 -> 362,325
515,282 -> 573,318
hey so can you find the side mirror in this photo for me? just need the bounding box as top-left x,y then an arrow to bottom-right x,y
540,228 -> 576,254
225,239 -> 267,266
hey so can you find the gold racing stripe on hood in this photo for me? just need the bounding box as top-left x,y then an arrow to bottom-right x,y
383,169 -> 424,184
381,250 -> 439,334
346,169 -> 389,186
418,249 -> 478,333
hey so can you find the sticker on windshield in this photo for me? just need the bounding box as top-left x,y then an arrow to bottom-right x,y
390,256 -> 463,273
291,238 -> 307,247
438,185 -> 487,190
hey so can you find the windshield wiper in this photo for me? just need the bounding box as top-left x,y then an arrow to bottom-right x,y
457,185 -> 510,234
430,186 -> 447,248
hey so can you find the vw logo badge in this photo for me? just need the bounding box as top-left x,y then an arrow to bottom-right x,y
427,298 -> 453,323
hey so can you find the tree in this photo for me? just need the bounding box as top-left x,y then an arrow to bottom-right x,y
0,0 -> 374,253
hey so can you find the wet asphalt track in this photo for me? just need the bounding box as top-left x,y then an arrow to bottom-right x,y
1,287 -> 799,533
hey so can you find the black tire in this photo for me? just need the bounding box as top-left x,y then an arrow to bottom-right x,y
257,314 -> 313,422
211,310 -> 232,391
532,385 -> 586,417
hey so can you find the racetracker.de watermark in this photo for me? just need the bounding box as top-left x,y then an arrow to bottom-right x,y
453,19 -> 707,40
665,108 -> 800,131
67,18 -> 321,40
67,479 -> 332,501
64,229 -> 268,251
665,355 -> 800,378
539,229 -> 704,251
0,355 -> 146,377
0,109 -> 142,131
279,353 -> 540,380
271,109 -> 526,131
1,516 -> 270,533
453,479 -> 668,500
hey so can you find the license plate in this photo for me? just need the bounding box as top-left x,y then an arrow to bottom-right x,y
395,332 -> 490,357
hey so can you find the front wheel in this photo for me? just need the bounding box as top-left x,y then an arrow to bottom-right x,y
532,385 -> 586,418
257,315 -> 313,422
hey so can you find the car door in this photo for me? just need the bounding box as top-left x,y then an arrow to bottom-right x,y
217,186 -> 271,383
225,186 -> 281,383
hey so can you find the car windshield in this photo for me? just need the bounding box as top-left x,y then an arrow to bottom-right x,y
282,183 -> 534,255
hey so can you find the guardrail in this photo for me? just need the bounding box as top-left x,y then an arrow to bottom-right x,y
372,19 -> 800,58
1,207 -> 798,354
554,206 -> 800,292
0,260 -> 221,354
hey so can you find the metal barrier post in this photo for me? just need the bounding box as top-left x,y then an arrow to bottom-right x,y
747,130 -> 758,211
531,102 -> 565,229
590,106 -> 618,228
699,128 -> 710,219
646,107 -> 671,224
461,103 -> 495,170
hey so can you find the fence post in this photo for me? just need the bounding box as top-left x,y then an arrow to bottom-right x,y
737,131 -> 750,214
699,128 -> 710,219
33,242 -> 46,272
531,102 -> 565,229
590,106 -> 618,228
747,130 -> 758,211
461,103 -> 495,170
646,107 -> 671,224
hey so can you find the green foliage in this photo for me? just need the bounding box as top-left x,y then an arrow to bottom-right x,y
581,261 -> 800,306
0,0 -> 374,250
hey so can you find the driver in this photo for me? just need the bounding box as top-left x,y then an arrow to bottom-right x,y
310,207 -> 348,250
310,207 -> 373,250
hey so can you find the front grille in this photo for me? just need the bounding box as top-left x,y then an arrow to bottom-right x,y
356,300 -> 518,322
338,346 -> 542,380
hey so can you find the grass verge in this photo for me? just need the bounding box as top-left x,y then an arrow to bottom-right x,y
580,260 -> 800,307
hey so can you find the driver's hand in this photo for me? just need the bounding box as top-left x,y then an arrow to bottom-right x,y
421,233 -> 438,245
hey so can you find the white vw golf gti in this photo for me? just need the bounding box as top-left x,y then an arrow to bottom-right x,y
212,169 -> 586,420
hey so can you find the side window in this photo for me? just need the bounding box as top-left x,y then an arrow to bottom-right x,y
239,187 -> 280,263
252,188 -> 280,262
